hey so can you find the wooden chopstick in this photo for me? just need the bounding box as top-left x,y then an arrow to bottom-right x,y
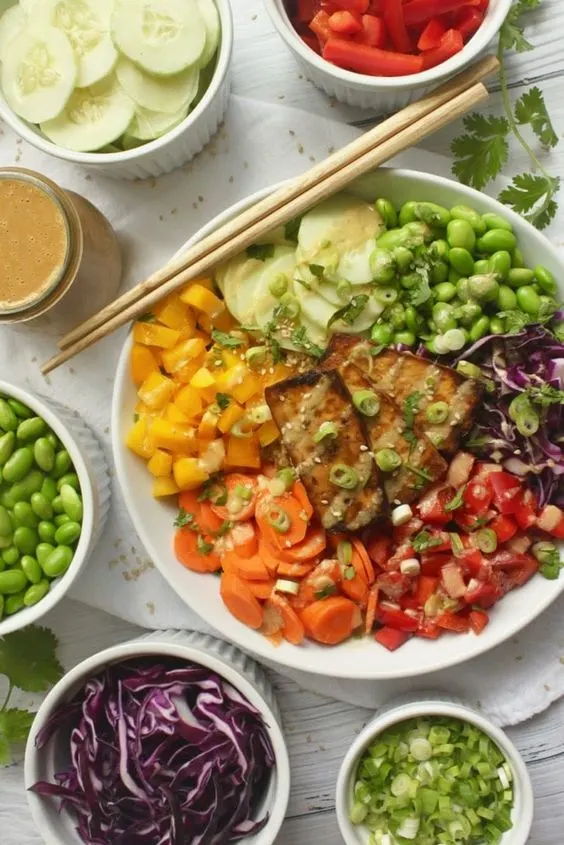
57,55 -> 498,355
43,77 -> 494,375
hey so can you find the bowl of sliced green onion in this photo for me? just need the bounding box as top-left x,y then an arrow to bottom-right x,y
336,694 -> 533,845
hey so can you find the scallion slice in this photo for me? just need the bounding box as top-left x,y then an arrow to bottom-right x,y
329,463 -> 359,490
267,506 -> 290,534
314,421 -> 339,443
353,390 -> 381,417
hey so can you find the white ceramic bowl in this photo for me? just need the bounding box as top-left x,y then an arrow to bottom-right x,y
336,693 -> 534,845
25,629 -> 291,845
263,0 -> 511,110
112,166 -> 564,680
0,381 -> 110,635
0,0 -> 233,179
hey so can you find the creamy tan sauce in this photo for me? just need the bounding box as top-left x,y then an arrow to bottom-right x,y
0,178 -> 69,311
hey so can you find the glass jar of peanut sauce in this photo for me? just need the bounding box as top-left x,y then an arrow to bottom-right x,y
0,167 -> 122,332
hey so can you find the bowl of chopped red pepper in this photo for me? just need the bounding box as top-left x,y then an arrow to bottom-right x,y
264,0 -> 512,110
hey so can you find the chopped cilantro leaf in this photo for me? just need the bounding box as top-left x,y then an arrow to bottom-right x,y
246,243 -> 275,261
210,330 -> 244,349
328,295 -> 369,329
285,216 -> 302,242
445,487 -> 466,512
174,508 -> 196,529
309,264 -> 325,278
196,535 -> 214,555
216,393 -> 231,410
137,312 -> 156,323
412,530 -> 444,554
291,326 -> 324,358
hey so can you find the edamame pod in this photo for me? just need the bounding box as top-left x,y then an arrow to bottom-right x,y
21,555 -> 42,585
0,432 -> 15,466
16,416 -> 46,442
24,580 -> 50,606
34,438 -> 55,472
0,569 -> 28,594
0,399 -> 18,432
42,545 -> 74,578
3,447 -> 33,483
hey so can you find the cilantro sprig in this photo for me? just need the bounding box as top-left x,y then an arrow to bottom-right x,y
452,0 -> 560,229
0,625 -> 63,766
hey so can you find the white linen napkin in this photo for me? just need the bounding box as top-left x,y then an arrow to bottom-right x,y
1,94 -> 563,725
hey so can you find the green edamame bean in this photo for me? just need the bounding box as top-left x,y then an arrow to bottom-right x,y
24,580 -> 50,607
36,544 -> 54,567
41,477 -> 58,502
534,265 -> 557,295
403,221 -> 433,243
52,450 -> 72,479
482,213 -> 513,232
448,247 -> 474,277
373,287 -> 398,307
370,248 -> 396,284
512,248 -> 525,268
51,495 -> 64,514
54,521 -> 81,545
508,268 -> 534,287
414,202 -> 451,228
56,473 -> 80,492
31,492 -> 53,520
490,317 -> 506,335
46,432 -> 59,450
42,545 -> 73,578
516,285 -> 541,315
450,205 -> 487,234
404,307 -> 421,335
467,274 -> 500,303
13,526 -> 38,555
370,324 -> 393,345
376,229 -> 407,251
455,302 -> 482,327
398,201 -> 418,226
430,260 -> 449,284
0,569 -> 28,594
447,219 -> 476,251
429,239 -> 449,260
400,272 -> 421,290
0,399 -> 18,432
16,416 -> 46,442
34,438 -> 55,472
0,558 -> 4,573
3,446 -> 33,483
497,285 -> 517,311
448,268 -> 462,285
456,277 -> 470,301
488,251 -> 512,280
386,303 -> 406,330
392,246 -> 413,274
469,316 -> 491,342
434,282 -> 457,302
8,470 -> 43,504
60,485 -> 83,523
393,331 -> 416,346
474,259 -> 490,275
5,593 -> 25,615
0,535 -> 13,550
375,198 -> 397,229
1,547 -> 19,566
0,506 -> 12,538
21,555 -> 42,585
0,431 -> 15,466
0,595 -> 3,619
432,302 -> 457,333
476,229 -> 517,254
12,502 -> 38,529
38,521 -> 56,543
7,399 -> 32,420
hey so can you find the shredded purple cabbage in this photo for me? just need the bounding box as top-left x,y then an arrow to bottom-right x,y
455,324 -> 564,508
30,659 -> 275,845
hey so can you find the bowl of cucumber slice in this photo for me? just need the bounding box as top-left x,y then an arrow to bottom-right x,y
0,0 -> 233,179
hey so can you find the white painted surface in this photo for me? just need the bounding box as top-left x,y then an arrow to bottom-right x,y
2,0 -> 564,842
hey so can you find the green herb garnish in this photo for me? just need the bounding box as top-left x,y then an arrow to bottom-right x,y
445,487 -> 466,513
309,263 -> 325,278
291,326 -> 324,358
211,330 -> 244,349
137,313 -> 156,323
246,243 -> 275,261
174,508 -> 196,529
328,294 -> 369,329
285,216 -> 302,242
215,393 -> 231,410
402,391 -> 422,450
412,530 -> 444,554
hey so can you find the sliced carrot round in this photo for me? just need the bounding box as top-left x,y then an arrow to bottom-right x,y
212,473 -> 259,522
178,490 -> 201,515
220,572 -> 264,629
255,491 -> 308,550
248,579 -> 276,600
199,501 -> 225,534
258,537 -> 285,577
174,528 -> 221,573
277,560 -> 316,579
292,480 -> 314,520
274,525 -> 326,563
300,597 -> 361,645
269,593 -> 305,645
340,557 -> 369,607
291,559 -> 342,610
222,550 -> 270,581
229,521 -> 258,558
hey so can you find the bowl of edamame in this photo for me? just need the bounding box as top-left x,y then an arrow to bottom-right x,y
0,382 -> 111,635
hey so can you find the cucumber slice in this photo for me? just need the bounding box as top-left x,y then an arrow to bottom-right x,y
1,26 -> 76,122
195,0 -> 219,69
126,102 -> 187,140
294,281 -> 337,330
112,0 -> 206,77
116,56 -> 199,113
40,74 -> 135,151
36,0 -> 117,88
0,5 -> 25,59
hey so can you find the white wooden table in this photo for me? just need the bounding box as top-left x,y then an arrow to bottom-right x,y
6,1 -> 564,843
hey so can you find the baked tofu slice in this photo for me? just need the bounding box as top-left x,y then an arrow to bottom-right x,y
323,335 -> 483,454
265,370 -> 384,532
320,341 -> 447,505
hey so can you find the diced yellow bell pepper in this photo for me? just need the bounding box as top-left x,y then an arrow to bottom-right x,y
137,371 -> 176,410
222,349 -> 246,369
215,364 -> 248,393
165,404 -> 192,425
133,322 -> 181,349
190,367 -> 216,389
173,457 -> 210,490
153,476 -> 180,498
180,277 -> 215,294
232,372 -> 261,404
150,419 -> 196,452
258,419 -> 280,447
161,338 -> 207,374
175,385 -> 203,418
174,358 -> 205,384
126,418 -> 155,460
218,401 -> 245,434
147,449 -> 173,477
130,344 -> 159,387
213,310 -> 238,332
226,434 -> 261,469
197,313 -> 214,335
263,362 -> 293,386
154,295 -> 197,334
198,409 -> 219,439
180,284 -> 224,318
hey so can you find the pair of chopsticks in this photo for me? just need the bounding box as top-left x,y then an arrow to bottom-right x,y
42,55 -> 499,375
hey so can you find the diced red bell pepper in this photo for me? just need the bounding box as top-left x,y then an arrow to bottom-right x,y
414,575 -> 439,606
356,13 -> 386,47
457,547 -> 489,579
463,479 -> 493,515
386,542 -> 416,570
513,489 -> 538,531
366,534 -> 392,567
417,485 -> 455,524
393,517 -> 424,546
301,33 -> 323,53
435,611 -> 470,633
402,0 -> 481,26
401,595 -> 421,611
416,619 -> 442,639
295,0 -> 324,22
377,604 -> 419,631
489,514 -> 518,544
375,626 -> 413,650
421,28 -> 464,69
420,552 -> 451,576
322,38 -> 424,75
333,0 -> 369,12
417,17 -> 446,50
489,551 -> 539,592
487,472 -> 522,514
453,5 -> 484,40
469,608 -> 489,634
376,570 -> 412,599
366,0 -> 384,12
537,505 -> 564,538
465,580 -> 501,609
329,9 -> 363,34
382,0 -> 411,53
309,9 -> 333,41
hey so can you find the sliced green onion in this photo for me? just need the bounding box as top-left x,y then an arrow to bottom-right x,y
391,773 -> 412,797
372,286 -> 398,306
508,394 -> 539,437
353,389 -> 381,417
475,527 -> 498,554
456,360 -> 482,379
275,578 -> 299,596
449,532 -> 465,556
267,506 -> 291,534
532,541 -> 558,566
375,448 -> 402,473
277,467 -> 296,491
425,401 -> 449,425
245,346 -> 267,368
410,737 -> 432,761
234,484 -> 252,502
231,419 -> 253,438
337,280 -> 352,301
442,328 -> 467,351
246,404 -> 272,425
269,273 -> 288,298
329,463 -> 359,489
337,540 -> 353,565
396,818 -> 420,840
314,421 -> 339,443
280,292 -> 300,320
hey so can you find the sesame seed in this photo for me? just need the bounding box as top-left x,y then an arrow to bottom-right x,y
321,498 -> 329,505
314,457 -> 322,464
359,444 -> 368,452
